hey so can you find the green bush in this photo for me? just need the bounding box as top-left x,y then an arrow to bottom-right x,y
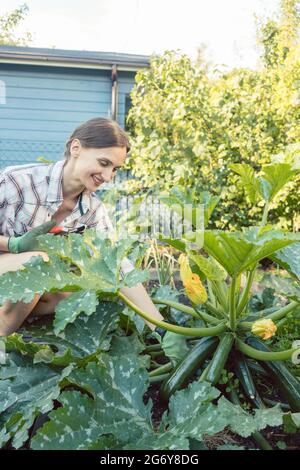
126,2 -> 300,230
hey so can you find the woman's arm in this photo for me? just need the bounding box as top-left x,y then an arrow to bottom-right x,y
119,283 -> 165,331
0,236 -> 9,252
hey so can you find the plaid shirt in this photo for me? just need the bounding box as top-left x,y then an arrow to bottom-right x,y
0,159 -> 134,276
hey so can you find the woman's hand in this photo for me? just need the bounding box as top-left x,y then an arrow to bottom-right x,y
8,220 -> 56,253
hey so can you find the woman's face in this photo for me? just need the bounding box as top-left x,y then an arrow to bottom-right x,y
69,139 -> 127,192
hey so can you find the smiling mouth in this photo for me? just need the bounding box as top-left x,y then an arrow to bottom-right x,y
92,175 -> 103,186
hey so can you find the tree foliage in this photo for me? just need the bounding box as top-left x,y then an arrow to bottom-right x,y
0,3 -> 32,46
126,0 -> 300,230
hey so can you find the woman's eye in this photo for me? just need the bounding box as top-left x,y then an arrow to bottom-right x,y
100,161 -> 108,167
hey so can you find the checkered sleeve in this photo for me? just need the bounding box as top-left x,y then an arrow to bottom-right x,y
95,201 -> 135,279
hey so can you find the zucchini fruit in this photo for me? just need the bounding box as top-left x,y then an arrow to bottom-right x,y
200,333 -> 234,385
160,336 -> 218,402
234,352 -> 264,408
247,336 -> 300,412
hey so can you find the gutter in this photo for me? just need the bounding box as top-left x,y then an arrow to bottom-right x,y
0,49 -> 149,72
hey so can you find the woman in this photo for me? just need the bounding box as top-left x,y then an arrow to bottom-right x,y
0,117 -> 164,336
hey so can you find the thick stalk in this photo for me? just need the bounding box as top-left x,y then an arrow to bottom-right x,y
266,301 -> 299,321
263,398 -> 290,411
239,301 -> 299,330
237,268 -> 256,316
211,280 -> 228,311
229,277 -> 237,331
207,279 -> 217,307
144,344 -> 162,352
153,298 -> 220,324
118,291 -> 227,337
149,362 -> 173,377
260,201 -> 270,227
236,338 -> 299,361
201,302 -> 226,320
149,373 -> 171,384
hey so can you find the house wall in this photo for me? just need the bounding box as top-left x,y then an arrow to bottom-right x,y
0,63 -> 136,169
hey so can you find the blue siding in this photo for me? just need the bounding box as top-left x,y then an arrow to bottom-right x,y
0,64 -> 136,169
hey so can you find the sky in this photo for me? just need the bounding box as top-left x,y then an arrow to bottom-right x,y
0,0 -> 281,70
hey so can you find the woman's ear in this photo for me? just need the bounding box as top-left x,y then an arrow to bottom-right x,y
70,138 -> 81,157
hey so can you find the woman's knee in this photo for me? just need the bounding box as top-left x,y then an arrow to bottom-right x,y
0,293 -> 42,336
0,251 -> 49,276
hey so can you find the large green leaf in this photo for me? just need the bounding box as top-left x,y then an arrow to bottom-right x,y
216,397 -> 283,437
158,235 -> 187,253
259,163 -> 298,202
203,228 -> 299,277
31,354 -> 153,450
262,274 -> 300,303
0,230 -> 148,306
231,162 -> 298,204
187,250 -> 227,281
271,242 -> 300,282
0,352 -> 73,449
53,290 -> 99,334
230,163 -> 262,204
6,301 -> 121,366
31,358 -> 284,450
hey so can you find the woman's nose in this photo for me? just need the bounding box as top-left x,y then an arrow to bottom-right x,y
101,168 -> 114,182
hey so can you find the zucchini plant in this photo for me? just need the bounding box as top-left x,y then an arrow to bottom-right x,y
143,158 -> 300,411
0,156 -> 300,449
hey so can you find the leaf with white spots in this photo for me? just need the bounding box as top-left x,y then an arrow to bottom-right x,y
8,301 -> 121,367
216,396 -> 283,437
53,290 -> 98,334
0,352 -> 73,449
31,355 -> 153,449
0,229 -> 148,306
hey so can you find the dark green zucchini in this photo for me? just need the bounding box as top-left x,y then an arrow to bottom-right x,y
200,333 -> 234,385
160,336 -> 219,402
247,336 -> 300,412
234,352 -> 265,408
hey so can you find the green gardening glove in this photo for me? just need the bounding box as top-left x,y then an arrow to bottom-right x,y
8,220 -> 57,254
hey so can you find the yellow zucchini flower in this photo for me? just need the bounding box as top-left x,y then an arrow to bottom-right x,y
251,318 -> 277,340
178,254 -> 207,305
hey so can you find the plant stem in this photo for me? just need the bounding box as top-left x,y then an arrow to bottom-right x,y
200,302 -> 226,320
229,277 -> 237,331
237,268 -> 257,316
239,301 -> 299,330
149,351 -> 164,358
153,297 -> 220,324
261,201 -> 270,227
211,280 -> 228,311
118,291 -> 227,337
252,430 -> 273,451
149,373 -> 171,384
236,337 -> 298,361
149,362 -> 173,377
266,301 -> 299,321
145,344 -> 162,352
263,398 -> 290,411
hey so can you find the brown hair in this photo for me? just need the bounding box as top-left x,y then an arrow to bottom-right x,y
64,117 -> 131,160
